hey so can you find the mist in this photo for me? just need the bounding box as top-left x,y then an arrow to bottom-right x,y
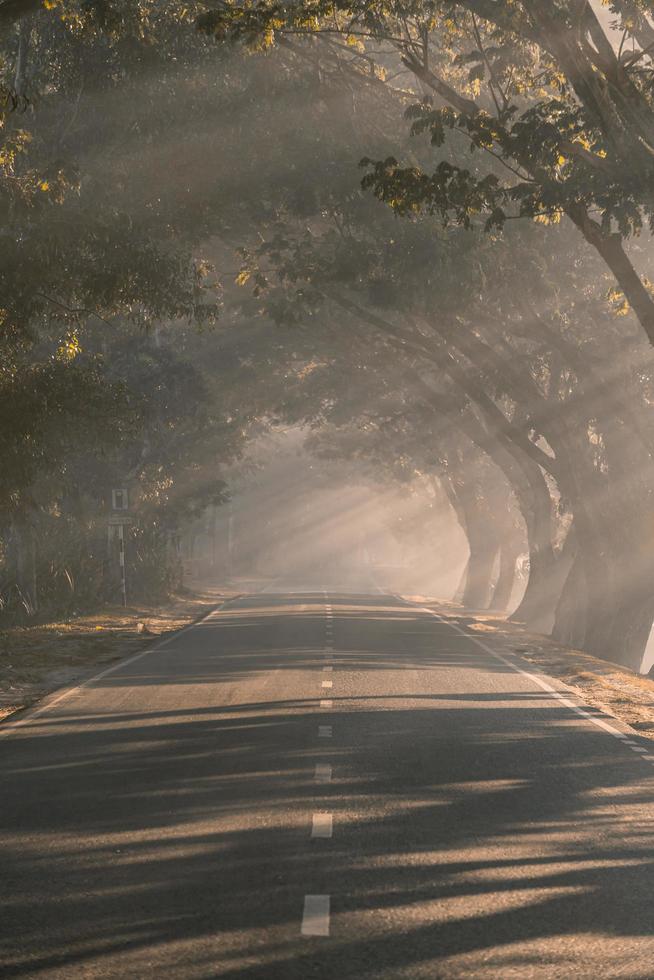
182,429 -> 475,599
2,0 -> 654,674
6,5 -> 654,977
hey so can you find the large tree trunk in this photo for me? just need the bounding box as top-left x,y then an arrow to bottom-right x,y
453,558 -> 469,605
552,546 -> 588,651
490,536 -> 520,612
461,538 -> 498,609
553,407 -> 654,670
440,455 -> 501,611
557,534 -> 654,672
581,518 -> 654,671
456,484 -> 500,610
472,429 -> 562,633
509,467 -> 560,633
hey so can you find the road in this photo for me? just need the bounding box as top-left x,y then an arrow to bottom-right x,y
2,591 -> 654,979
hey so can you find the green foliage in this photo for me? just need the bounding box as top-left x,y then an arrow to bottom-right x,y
193,0 -> 654,346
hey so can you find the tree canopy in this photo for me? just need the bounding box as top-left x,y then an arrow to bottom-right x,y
1,0 -> 653,671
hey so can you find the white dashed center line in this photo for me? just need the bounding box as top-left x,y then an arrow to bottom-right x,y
302,602 -> 337,937
301,894 -> 330,936
312,812 -> 333,838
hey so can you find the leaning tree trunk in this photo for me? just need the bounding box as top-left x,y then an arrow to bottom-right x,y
580,516 -> 654,672
553,409 -> 654,671
441,463 -> 500,611
495,448 -> 562,634
453,558 -> 469,605
461,541 -> 498,609
490,536 -> 521,612
552,547 -> 588,651
458,492 -> 500,611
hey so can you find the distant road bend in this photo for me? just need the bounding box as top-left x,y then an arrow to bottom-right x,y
2,590 -> 654,979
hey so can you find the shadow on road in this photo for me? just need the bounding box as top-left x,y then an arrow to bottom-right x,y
2,593 -> 654,978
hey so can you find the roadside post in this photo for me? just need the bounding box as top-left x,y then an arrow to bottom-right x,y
109,488 -> 131,607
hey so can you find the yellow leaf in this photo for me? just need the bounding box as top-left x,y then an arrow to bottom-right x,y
56,331 -> 82,362
533,212 -> 561,225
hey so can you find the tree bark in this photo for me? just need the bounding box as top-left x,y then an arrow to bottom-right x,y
453,557 -> 469,604
552,408 -> 654,671
552,548 -> 588,651
450,475 -> 500,610
461,546 -> 497,609
490,537 -> 520,612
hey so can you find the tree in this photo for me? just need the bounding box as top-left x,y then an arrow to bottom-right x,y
199,0 -> 654,348
224,45 -> 654,668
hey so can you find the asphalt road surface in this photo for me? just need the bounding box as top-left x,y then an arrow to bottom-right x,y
2,591 -> 654,979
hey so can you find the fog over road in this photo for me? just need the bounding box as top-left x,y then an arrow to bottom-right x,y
2,591 -> 654,979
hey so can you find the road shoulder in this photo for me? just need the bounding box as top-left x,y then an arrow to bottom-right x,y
0,589 -> 234,724
407,595 -> 654,743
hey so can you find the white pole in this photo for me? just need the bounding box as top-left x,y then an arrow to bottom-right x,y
118,523 -> 127,607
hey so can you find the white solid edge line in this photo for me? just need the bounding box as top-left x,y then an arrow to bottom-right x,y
318,726 -> 332,737
301,894 -> 330,937
315,764 -> 332,782
0,600 -> 233,739
320,699 -> 333,708
420,608 -> 630,742
321,681 -> 333,689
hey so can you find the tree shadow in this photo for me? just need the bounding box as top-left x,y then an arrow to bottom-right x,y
2,592 -> 654,977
